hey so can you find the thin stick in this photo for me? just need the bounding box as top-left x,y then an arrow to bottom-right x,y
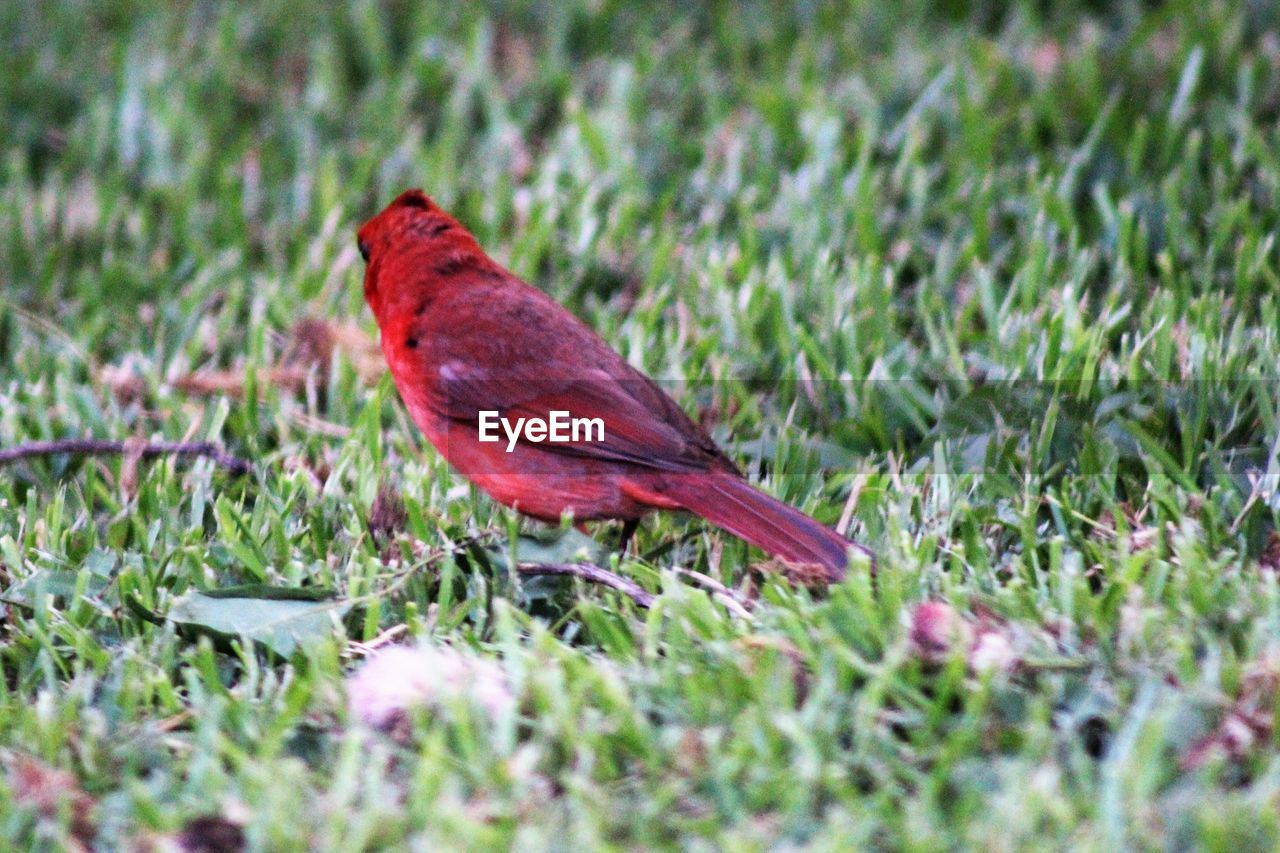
0,440 -> 252,476
672,567 -> 753,619
348,623 -> 410,657
517,562 -> 655,608
1230,470 -> 1264,534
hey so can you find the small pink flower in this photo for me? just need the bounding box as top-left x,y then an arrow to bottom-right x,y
909,602 -> 966,663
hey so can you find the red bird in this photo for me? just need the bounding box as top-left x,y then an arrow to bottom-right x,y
357,189 -> 871,583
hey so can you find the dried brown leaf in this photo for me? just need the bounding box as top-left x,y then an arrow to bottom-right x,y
753,557 -> 833,587
170,317 -> 381,399
1181,657 -> 1279,770
1259,532 -> 1280,574
369,484 -> 409,552
7,753 -> 97,849
118,436 -> 146,503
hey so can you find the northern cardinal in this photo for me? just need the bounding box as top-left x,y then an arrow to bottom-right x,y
357,189 -> 871,583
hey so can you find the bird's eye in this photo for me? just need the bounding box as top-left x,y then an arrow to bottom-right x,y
358,239 -> 370,262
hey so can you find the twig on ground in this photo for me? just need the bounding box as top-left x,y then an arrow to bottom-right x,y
517,562 -> 655,608
0,439 -> 252,476
1230,470 -> 1265,534
672,567 -> 753,619
357,529 -> 731,614
348,623 -> 411,657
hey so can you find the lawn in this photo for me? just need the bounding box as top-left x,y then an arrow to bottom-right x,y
3,0 -> 1280,849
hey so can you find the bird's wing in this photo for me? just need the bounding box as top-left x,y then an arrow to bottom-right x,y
408,285 -> 737,474
429,360 -> 732,473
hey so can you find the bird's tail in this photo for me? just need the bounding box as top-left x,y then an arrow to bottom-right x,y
655,471 -> 871,583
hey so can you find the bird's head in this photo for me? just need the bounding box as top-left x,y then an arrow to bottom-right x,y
356,188 -> 481,320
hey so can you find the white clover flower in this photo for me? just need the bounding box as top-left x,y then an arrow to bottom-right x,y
348,644 -> 515,730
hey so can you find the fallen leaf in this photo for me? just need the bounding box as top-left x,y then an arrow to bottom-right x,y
1,570 -> 110,608
154,586 -> 351,659
167,317 -> 382,399
752,557 -> 834,587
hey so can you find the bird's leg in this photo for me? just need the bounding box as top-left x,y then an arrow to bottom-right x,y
617,518 -> 640,556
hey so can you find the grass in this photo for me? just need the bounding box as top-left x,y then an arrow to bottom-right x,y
3,0 -> 1280,848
